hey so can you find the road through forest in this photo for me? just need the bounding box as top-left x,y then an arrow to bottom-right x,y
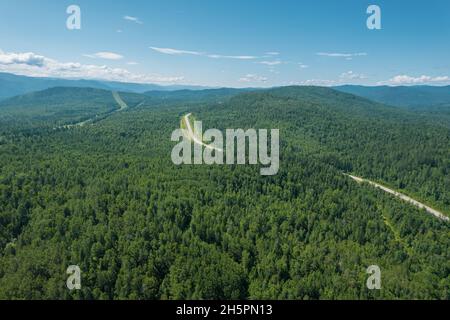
347,174 -> 449,222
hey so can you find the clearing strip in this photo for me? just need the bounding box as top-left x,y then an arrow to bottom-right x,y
346,174 -> 449,222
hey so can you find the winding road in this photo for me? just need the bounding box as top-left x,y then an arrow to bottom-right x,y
56,91 -> 130,129
112,91 -> 129,111
182,113 -> 223,152
346,174 -> 449,222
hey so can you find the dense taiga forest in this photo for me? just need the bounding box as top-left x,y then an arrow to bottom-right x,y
0,86 -> 448,299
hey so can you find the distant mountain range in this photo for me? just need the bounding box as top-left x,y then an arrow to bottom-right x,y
1,72 -> 449,110
0,72 -> 210,101
143,88 -> 257,103
334,85 -> 450,109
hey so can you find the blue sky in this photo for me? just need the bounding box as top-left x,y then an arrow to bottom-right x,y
0,0 -> 449,87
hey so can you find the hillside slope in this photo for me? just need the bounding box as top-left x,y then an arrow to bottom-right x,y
196,86 -> 450,213
0,87 -> 146,130
334,85 -> 450,109
0,72 -> 209,101
0,85 -> 448,300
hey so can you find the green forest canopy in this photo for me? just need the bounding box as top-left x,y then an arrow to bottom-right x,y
0,86 -> 448,299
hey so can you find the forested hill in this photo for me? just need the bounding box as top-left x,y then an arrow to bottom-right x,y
334,85 -> 450,109
0,87 -> 147,131
0,85 -> 448,299
210,86 -> 450,214
0,72 -> 210,101
143,88 -> 251,104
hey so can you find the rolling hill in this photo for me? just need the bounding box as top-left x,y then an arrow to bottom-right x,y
0,87 -> 147,129
0,72 -> 210,101
334,85 -> 450,109
144,88 -> 252,103
0,85 -> 448,299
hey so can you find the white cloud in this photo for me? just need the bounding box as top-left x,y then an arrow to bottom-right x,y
207,54 -> 257,60
258,60 -> 282,66
0,50 -> 46,67
378,74 -> 450,85
298,63 -> 309,69
265,52 -> 280,56
149,47 -> 202,56
0,49 -> 183,84
83,52 -> 124,60
150,46 -> 259,60
317,52 -> 367,58
293,79 -> 336,86
294,72 -> 365,87
124,15 -> 143,24
127,61 -> 139,65
238,74 -> 268,83
340,70 -> 366,80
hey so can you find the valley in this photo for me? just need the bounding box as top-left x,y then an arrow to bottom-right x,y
0,83 -> 448,300
1,0 -> 449,305
56,91 -> 133,129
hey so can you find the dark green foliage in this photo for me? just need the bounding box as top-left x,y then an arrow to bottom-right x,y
0,86 -> 448,299
0,87 -> 147,133
144,88 -> 252,104
335,85 -> 450,109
